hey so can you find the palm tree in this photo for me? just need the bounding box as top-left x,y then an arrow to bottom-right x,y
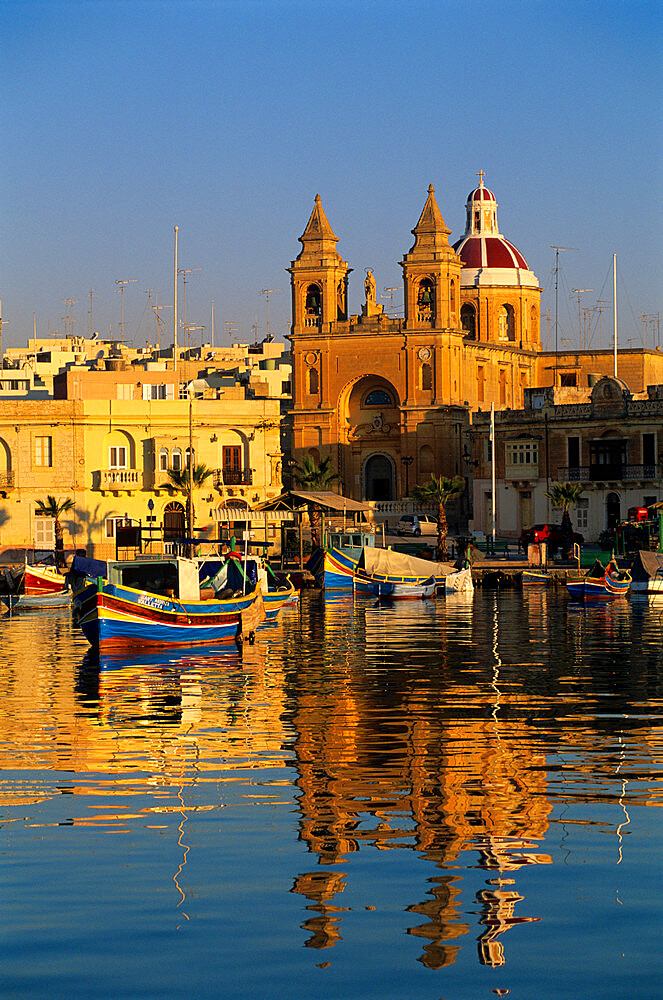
35,495 -> 75,565
544,481 -> 585,557
167,463 -> 213,553
292,455 -> 339,546
410,474 -> 465,561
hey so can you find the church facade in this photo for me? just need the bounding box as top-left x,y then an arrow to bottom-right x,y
288,176 -> 542,501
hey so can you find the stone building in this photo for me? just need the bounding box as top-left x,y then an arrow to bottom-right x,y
288,176 -> 543,502
470,375 -> 663,542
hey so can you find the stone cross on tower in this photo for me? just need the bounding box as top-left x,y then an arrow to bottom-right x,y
476,169 -> 485,187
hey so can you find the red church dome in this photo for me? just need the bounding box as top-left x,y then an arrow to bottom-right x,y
452,233 -> 529,270
467,184 -> 497,203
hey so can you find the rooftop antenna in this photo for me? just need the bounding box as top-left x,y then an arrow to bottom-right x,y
261,289 -> 279,336
594,299 -> 609,350
224,320 -> 238,345
178,267 -> 202,341
145,289 -> 154,348
210,300 -> 215,351
115,279 -> 137,343
183,323 -> 205,354
173,226 -> 178,377
382,286 -> 399,317
88,289 -> 96,337
64,298 -> 79,339
571,289 -> 592,349
0,301 -> 6,369
551,246 -> 577,381
152,300 -> 171,352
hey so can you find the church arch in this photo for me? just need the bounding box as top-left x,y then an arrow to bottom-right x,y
364,388 -> 393,407
417,278 -> 436,324
338,375 -> 401,440
461,303 -> 477,339
163,501 -> 185,540
419,444 -> 434,474
498,303 -> 515,341
363,452 -> 396,502
0,438 -> 11,472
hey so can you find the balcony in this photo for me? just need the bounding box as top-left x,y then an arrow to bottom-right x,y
557,465 -> 661,483
505,462 -> 539,481
214,468 -> 253,488
95,468 -> 143,493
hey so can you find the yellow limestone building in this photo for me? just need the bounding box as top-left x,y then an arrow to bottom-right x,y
288,175 -> 542,501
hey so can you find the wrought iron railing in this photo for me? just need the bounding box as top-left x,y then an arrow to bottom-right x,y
214,468 -> 253,487
557,464 -> 660,482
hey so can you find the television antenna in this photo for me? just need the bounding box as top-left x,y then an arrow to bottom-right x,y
382,286 -> 399,317
63,298 -> 79,339
594,299 -> 609,350
551,246 -> 577,379
571,289 -> 592,348
261,288 -> 279,336
178,267 -> 202,338
115,279 -> 137,343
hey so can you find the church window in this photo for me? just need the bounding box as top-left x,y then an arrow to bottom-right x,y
499,369 -> 507,404
474,210 -> 480,230
461,304 -> 476,340
417,279 -> 435,323
419,445 -> 434,473
477,366 -> 485,403
498,304 -> 515,341
364,389 -> 393,406
337,280 -> 346,320
421,363 -> 432,391
308,367 -> 319,394
305,284 -> 321,317
449,280 -> 456,316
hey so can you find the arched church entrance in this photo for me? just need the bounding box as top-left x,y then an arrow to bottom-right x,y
364,454 -> 395,501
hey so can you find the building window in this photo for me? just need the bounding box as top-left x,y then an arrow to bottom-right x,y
506,441 -> 538,465
308,367 -> 319,394
158,448 -> 169,471
143,383 -> 167,400
35,436 -> 53,467
305,284 -> 321,317
499,369 -> 507,404
109,446 -> 127,468
568,436 -> 580,468
105,515 -> 133,539
477,365 -> 485,402
461,304 -> 477,339
171,449 -> 182,472
643,433 -> 656,467
421,363 -> 432,391
364,389 -> 393,406
576,497 -> 589,530
223,446 -> 241,472
498,304 -> 515,342
117,384 -> 134,400
560,372 -> 577,387
35,515 -> 55,547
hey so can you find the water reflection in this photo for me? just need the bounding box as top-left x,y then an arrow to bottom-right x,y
1,591 -> 662,997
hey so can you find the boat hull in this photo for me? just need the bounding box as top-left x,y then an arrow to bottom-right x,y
522,570 -> 549,586
566,572 -> 631,600
2,589 -> 72,611
355,569 -> 436,600
323,549 -> 373,593
263,584 -> 298,617
24,564 -> 68,596
77,580 -> 262,651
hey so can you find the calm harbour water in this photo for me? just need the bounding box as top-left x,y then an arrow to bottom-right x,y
1,589 -> 662,1000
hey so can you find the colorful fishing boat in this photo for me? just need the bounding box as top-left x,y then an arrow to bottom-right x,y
198,550 -> 297,619
325,543 -> 454,595
24,563 -> 69,595
74,556 -> 265,651
1,561 -> 71,611
355,566 -> 436,600
566,559 -> 631,600
1,588 -> 72,611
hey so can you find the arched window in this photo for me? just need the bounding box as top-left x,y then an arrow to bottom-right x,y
498,304 -> 515,341
158,448 -> 169,471
305,284 -> 321,316
417,279 -> 435,323
530,304 -> 537,338
171,449 -> 182,472
421,363 -> 432,391
308,367 -> 319,394
449,279 -> 456,316
419,444 -> 434,474
185,448 -> 194,468
461,304 -> 476,339
364,388 -> 393,406
337,280 -> 346,320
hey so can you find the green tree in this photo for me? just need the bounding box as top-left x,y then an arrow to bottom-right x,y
292,455 -> 339,546
410,474 -> 465,561
544,481 -> 585,556
35,495 -> 75,565
167,463 -> 213,553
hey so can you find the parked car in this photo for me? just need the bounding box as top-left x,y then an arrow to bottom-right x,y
395,514 -> 438,537
519,523 -> 584,554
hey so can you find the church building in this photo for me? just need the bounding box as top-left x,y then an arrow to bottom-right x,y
288,175 -> 542,501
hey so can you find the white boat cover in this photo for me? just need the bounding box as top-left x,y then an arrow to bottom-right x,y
630,550 -> 663,588
444,568 -> 474,593
359,547 -> 455,578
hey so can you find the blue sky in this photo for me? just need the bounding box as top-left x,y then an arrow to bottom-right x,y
2,0 -> 662,352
